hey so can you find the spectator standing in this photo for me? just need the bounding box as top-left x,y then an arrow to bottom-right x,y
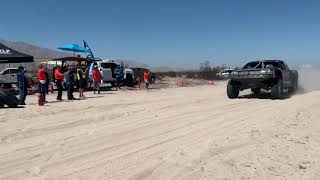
54,66 -> 64,101
144,70 -> 151,89
77,63 -> 86,99
66,66 -> 75,100
44,68 -> 50,94
92,65 -> 102,94
37,64 -> 47,102
17,66 -> 28,105
114,65 -> 122,90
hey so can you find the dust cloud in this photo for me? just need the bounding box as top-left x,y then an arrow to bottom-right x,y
298,67 -> 320,93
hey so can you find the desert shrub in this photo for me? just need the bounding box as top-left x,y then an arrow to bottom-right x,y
154,61 -> 226,80
157,71 -> 177,78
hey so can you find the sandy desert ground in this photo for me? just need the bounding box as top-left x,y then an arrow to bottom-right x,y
1,80 -> 320,180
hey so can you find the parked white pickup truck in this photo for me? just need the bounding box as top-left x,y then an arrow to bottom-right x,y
0,68 -> 19,88
217,68 -> 235,79
97,60 -> 135,87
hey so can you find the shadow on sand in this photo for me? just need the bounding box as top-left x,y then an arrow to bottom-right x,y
85,96 -> 104,99
238,93 -> 274,100
0,106 -> 25,109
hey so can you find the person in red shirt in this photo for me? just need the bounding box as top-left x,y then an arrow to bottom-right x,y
37,64 -> 47,102
54,66 -> 65,101
92,65 -> 102,94
144,70 -> 151,89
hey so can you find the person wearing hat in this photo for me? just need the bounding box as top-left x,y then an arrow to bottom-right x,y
17,66 -> 29,105
92,64 -> 102,94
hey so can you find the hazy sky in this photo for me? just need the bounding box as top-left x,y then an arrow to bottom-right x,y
1,0 -> 319,68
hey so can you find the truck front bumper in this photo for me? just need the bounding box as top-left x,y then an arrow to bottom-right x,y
230,74 -> 275,90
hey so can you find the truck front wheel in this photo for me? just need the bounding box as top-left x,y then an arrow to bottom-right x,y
227,81 -> 239,99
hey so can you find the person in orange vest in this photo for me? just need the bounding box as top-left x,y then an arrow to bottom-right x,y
37,64 -> 47,102
92,65 -> 102,94
144,70 -> 151,89
54,66 -> 65,101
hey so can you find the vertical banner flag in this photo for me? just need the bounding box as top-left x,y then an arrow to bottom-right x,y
83,40 -> 95,80
83,40 -> 95,60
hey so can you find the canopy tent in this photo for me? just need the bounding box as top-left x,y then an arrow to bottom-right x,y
57,44 -> 87,53
0,43 -> 34,64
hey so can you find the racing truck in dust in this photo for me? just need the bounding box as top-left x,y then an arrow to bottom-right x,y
227,60 -> 298,99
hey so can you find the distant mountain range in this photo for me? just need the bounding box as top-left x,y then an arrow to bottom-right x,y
113,60 -> 184,72
112,59 -> 149,69
0,38 -> 182,72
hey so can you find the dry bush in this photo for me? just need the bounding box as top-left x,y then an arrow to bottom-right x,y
157,68 -> 223,80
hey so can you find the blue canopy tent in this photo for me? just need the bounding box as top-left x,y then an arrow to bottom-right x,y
57,44 -> 87,56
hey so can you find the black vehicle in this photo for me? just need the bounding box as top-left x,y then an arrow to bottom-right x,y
227,60 -> 298,99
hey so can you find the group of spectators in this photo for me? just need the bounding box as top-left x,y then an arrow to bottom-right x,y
17,62 -> 102,105
16,62 -> 152,105
36,62 -> 103,103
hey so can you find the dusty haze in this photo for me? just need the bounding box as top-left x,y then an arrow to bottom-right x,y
298,67 -> 320,93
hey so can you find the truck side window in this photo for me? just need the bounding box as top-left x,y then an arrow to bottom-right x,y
280,62 -> 287,70
11,69 -> 18,74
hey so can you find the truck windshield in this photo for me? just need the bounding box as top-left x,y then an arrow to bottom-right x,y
243,61 -> 280,69
263,61 -> 280,68
243,62 -> 262,69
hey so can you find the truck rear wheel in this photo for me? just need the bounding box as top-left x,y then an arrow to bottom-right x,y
227,81 -> 239,99
271,80 -> 284,99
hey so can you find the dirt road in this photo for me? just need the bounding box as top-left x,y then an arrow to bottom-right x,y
1,82 -> 320,180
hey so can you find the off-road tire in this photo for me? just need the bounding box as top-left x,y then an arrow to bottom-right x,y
227,81 -> 239,99
0,97 -> 5,108
0,88 -> 19,108
271,80 -> 285,99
